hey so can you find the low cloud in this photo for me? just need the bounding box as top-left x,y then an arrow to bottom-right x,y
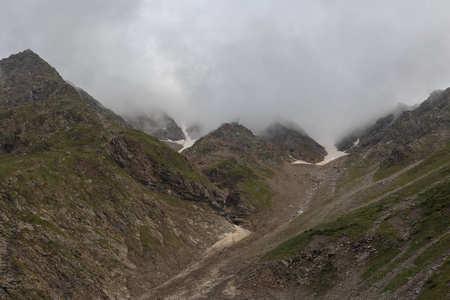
1,0 -> 450,144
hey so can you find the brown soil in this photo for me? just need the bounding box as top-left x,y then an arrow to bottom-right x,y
135,158 -> 344,299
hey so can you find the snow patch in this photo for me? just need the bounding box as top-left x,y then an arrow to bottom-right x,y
352,138 -> 360,148
292,160 -> 312,165
316,146 -> 348,166
176,125 -> 198,153
292,145 -> 348,166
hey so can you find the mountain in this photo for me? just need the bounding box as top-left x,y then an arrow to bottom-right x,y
123,111 -> 185,142
146,88 -> 449,299
260,122 -> 327,163
336,102 -> 421,152
0,50 -> 234,299
184,122 -> 287,166
1,50 -> 448,300
233,89 -> 450,300
183,122 -> 286,226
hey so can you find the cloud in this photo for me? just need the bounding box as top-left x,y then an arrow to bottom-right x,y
1,0 -> 450,144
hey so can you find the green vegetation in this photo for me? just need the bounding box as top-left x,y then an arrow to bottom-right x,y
315,260 -> 338,294
238,177 -> 273,209
17,210 -> 66,237
139,225 -> 161,252
262,230 -> 315,261
375,179 -> 450,281
335,156 -> 378,191
384,234 -> 450,292
419,258 -> 450,300
373,164 -> 406,181
374,141 -> 450,181
262,150 -> 449,296
363,220 -> 401,279
123,128 -> 213,187
203,158 -> 275,210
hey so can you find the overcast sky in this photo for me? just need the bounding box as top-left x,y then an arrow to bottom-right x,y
1,0 -> 450,144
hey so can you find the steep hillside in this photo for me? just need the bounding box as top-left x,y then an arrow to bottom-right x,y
260,122 -> 327,163
143,87 -> 449,300
183,123 -> 288,226
0,50 -> 234,299
236,90 -> 450,299
336,101 -> 431,152
184,122 -> 287,166
123,111 -> 185,142
1,49 -> 448,300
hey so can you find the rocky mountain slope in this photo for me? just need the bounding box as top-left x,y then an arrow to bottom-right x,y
0,49 -> 448,300
336,102 -> 421,152
182,122 -> 328,227
228,90 -> 450,299
184,122 -> 287,166
123,111 -> 185,142
183,122 -> 287,226
260,122 -> 327,163
0,50 -> 236,299
142,86 -> 449,300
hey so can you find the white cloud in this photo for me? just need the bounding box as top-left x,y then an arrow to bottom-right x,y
1,0 -> 450,144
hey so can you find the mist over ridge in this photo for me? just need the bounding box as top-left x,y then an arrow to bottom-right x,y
2,1 -> 450,145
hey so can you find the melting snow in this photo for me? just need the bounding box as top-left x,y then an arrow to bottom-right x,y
292,160 -> 312,165
176,125 -> 198,153
292,146 -> 348,166
316,146 -> 348,166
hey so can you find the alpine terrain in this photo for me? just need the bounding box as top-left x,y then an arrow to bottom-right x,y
0,50 -> 448,300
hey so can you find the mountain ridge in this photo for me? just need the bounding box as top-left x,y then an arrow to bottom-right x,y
0,49 -> 236,299
0,49 -> 448,300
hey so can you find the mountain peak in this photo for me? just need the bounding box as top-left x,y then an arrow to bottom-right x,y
212,122 -> 255,139
184,122 -> 286,165
260,122 -> 326,163
0,50 -> 65,107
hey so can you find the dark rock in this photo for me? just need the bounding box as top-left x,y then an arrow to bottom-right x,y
260,122 -> 326,163
123,111 -> 185,141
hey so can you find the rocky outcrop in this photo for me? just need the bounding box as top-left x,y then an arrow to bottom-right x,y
108,136 -> 221,206
0,50 -> 65,107
260,122 -> 327,163
123,111 -> 185,141
184,122 -> 287,166
335,101 -> 430,152
183,123 -> 280,226
0,50 -> 234,299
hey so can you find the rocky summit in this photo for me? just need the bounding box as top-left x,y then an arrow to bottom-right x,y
260,122 -> 327,163
183,122 -> 288,166
0,50 -> 232,299
0,50 -> 449,300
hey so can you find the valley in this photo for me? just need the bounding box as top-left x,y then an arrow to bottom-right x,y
0,50 -> 448,299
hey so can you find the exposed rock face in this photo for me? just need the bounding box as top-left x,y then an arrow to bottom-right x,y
235,92 -> 450,300
0,50 -> 233,299
0,50 -> 65,107
2,49 -> 448,300
336,102 -> 422,152
183,123 -> 282,226
260,122 -> 327,163
184,122 -> 287,166
337,90 -> 449,173
123,111 -> 185,141
108,136 -> 221,206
